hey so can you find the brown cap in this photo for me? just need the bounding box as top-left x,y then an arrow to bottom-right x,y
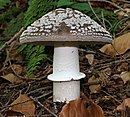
20,8 -> 112,45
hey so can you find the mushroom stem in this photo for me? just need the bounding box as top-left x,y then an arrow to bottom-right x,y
48,43 -> 85,102
53,81 -> 80,102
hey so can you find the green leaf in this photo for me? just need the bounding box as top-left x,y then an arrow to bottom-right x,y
18,44 -> 27,53
57,0 -> 74,7
24,0 -> 57,27
0,40 -> 5,48
3,12 -> 24,36
71,3 -> 91,12
20,44 -> 46,77
0,7 -> 20,25
0,0 -> 11,10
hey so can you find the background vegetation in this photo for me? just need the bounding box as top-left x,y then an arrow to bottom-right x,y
0,0 -> 123,76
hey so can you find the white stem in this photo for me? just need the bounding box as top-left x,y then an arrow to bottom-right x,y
53,81 -> 80,102
48,43 -> 85,102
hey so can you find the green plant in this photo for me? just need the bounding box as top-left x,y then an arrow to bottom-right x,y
0,40 -> 4,48
1,0 -> 121,77
3,13 -> 24,36
0,0 -> 11,10
18,44 -> 46,76
24,0 -> 57,27
57,0 -> 91,13
20,0 -> 57,76
0,7 -> 21,26
91,8 -> 120,33
57,0 -> 120,35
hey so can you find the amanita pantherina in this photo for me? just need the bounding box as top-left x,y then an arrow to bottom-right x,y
20,8 -> 112,102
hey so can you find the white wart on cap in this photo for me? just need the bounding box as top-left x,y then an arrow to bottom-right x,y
20,8 -> 112,45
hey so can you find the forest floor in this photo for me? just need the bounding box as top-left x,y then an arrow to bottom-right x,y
0,42 -> 130,117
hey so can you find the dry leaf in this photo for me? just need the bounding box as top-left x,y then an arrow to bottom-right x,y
9,41 -> 24,61
100,32 -> 130,56
59,98 -> 87,117
59,98 -> 104,117
86,99 -> 104,117
117,62 -> 129,73
114,8 -> 130,17
85,54 -> 94,65
88,76 -> 101,94
5,110 -> 23,116
9,94 -> 35,116
88,68 -> 111,94
1,73 -> 22,84
116,98 -> 130,111
120,71 -> 130,84
11,64 -> 23,75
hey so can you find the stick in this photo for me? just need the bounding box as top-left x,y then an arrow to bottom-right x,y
0,27 -> 24,52
30,96 -> 58,117
77,0 -> 130,17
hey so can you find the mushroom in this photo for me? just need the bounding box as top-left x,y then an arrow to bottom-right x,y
19,8 -> 112,102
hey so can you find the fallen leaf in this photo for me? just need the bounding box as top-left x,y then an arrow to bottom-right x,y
59,98 -> 104,117
11,64 -> 23,75
88,68 -> 111,94
88,76 -> 101,94
9,94 -> 35,116
85,54 -> 94,65
120,71 -> 130,84
117,62 -> 129,73
86,99 -> 104,117
60,98 -> 87,117
9,41 -> 24,61
5,110 -> 23,116
1,73 -> 23,84
116,98 -> 130,111
100,32 -> 130,56
114,8 -> 130,17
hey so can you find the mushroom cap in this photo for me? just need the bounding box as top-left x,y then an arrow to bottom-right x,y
20,8 -> 112,45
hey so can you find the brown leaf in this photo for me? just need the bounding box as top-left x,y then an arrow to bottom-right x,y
116,98 -> 130,111
85,54 -> 94,65
9,94 -> 35,116
114,8 -> 130,17
88,76 -> 101,94
59,98 -> 104,117
1,73 -> 23,84
86,100 -> 104,117
9,41 -> 24,61
5,110 -> 23,116
120,71 -> 130,84
16,1 -> 20,8
11,64 -> 23,75
100,32 -> 130,56
59,98 -> 87,117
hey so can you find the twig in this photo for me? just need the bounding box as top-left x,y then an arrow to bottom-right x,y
30,96 -> 58,117
36,91 -> 53,100
88,1 -> 103,25
0,113 -> 4,117
119,0 -> 130,4
102,0 -> 130,16
0,98 -> 31,112
101,10 -> 106,30
8,54 -> 25,79
0,27 -> 24,52
93,58 -> 130,71
79,48 -> 96,54
101,90 -> 121,104
78,0 -> 130,17
111,44 -> 130,64
87,80 -> 101,85
27,86 -> 52,95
